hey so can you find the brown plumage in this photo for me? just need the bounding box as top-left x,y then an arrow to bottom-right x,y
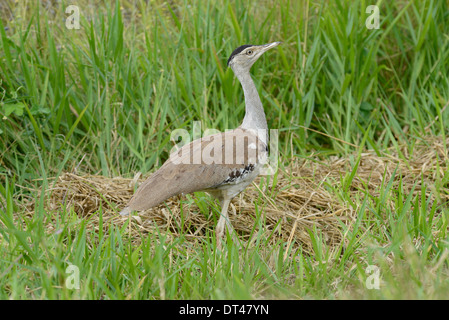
124,129 -> 266,211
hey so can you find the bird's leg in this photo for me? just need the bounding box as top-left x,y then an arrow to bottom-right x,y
216,198 -> 230,248
216,198 -> 236,249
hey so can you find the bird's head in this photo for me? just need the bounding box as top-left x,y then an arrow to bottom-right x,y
227,42 -> 281,73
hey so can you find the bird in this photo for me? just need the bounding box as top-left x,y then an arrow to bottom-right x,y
120,42 -> 281,247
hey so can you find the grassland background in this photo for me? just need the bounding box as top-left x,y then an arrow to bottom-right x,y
0,0 -> 448,299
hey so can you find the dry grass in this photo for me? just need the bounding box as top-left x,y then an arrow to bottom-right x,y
31,136 -> 449,252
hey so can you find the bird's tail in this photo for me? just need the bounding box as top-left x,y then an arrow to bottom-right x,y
119,206 -> 132,216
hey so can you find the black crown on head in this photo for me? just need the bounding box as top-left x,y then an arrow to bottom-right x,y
227,44 -> 254,66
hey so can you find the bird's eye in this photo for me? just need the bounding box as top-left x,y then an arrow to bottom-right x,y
246,50 -> 253,55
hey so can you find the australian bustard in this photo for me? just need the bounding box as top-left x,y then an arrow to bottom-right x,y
120,42 -> 281,247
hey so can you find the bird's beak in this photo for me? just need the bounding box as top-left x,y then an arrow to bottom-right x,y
260,42 -> 281,52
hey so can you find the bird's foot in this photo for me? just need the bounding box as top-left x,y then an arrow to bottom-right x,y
215,227 -> 241,251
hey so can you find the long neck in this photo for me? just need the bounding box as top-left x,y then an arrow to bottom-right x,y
235,70 -> 268,144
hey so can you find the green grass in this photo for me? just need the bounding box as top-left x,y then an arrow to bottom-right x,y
1,0 -> 449,299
